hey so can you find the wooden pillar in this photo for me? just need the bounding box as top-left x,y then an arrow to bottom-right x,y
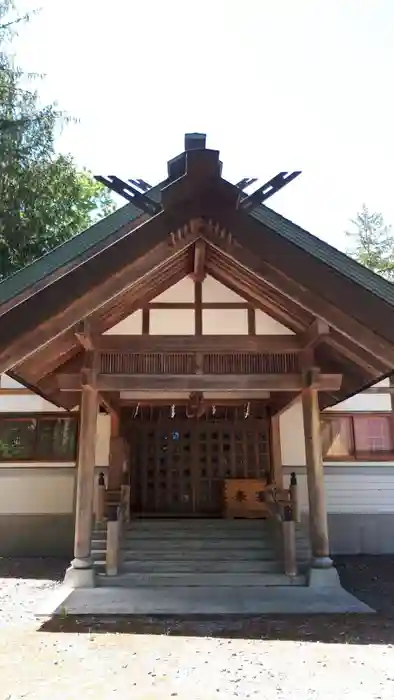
65,384 -> 98,587
269,412 -> 283,487
302,387 -> 332,568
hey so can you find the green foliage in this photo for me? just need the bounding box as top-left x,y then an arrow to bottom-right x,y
0,0 -> 115,281
346,204 -> 394,281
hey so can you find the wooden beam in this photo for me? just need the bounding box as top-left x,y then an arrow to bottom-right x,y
57,372 -> 343,393
195,280 -> 202,335
95,334 -> 303,353
247,307 -> 256,335
203,226 -> 394,369
17,263 -> 190,384
0,212 -> 197,374
326,334 -> 388,376
74,320 -> 94,351
300,319 -> 330,349
147,302 -> 251,309
142,308 -> 150,335
193,239 -> 206,283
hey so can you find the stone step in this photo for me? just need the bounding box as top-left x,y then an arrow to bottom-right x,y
120,549 -> 280,561
117,538 -> 282,550
96,572 -> 307,587
118,559 -> 284,574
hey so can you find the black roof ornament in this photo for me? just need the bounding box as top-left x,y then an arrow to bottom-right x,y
236,177 -> 258,191
94,175 -> 160,216
240,171 -> 301,212
129,178 -> 152,193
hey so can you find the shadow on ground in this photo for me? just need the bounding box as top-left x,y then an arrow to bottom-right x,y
2,555 -> 394,644
0,557 -> 68,581
39,612 -> 394,644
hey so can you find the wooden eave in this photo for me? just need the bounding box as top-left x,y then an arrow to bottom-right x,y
1,145 -> 394,410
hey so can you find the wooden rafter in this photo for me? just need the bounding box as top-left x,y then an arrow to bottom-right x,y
14,258 -> 192,384
0,234 -> 195,375
203,231 -> 394,369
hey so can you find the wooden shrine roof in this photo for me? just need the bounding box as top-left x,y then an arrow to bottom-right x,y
0,136 -> 394,410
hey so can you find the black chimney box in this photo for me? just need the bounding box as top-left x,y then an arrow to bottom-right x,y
184,133 -> 206,151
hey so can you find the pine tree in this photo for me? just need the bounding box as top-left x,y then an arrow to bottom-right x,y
0,1 -> 114,280
346,204 -> 394,280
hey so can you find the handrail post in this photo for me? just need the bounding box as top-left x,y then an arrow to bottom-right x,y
106,504 -> 121,576
290,471 -> 300,523
96,471 -> 106,524
120,483 -> 131,524
282,504 -> 297,577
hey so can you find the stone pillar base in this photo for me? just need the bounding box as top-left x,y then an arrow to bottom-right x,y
64,562 -> 96,588
311,556 -> 333,569
308,566 -> 341,589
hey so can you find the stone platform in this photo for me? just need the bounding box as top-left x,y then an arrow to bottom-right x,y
38,583 -> 373,616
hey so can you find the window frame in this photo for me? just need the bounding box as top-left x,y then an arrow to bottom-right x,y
0,413 -> 79,463
321,412 -> 394,462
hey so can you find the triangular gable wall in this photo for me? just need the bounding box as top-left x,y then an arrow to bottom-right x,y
104,274 -> 294,336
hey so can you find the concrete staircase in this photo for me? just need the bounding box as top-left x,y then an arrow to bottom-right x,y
92,519 -> 310,587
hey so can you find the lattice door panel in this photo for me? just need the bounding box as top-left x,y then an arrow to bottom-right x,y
130,418 -> 271,515
131,424 -> 195,514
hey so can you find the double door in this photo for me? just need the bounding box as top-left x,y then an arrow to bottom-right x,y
130,419 -> 270,516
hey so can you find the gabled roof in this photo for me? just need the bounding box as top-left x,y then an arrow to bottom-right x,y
0,135 -> 393,411
0,184 -> 164,312
252,205 -> 394,308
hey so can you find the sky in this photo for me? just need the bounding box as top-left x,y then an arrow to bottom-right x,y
11,0 -> 394,250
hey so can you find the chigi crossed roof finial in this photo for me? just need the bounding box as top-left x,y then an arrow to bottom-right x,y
94,133 -> 301,215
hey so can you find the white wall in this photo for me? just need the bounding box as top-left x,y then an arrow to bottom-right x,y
255,310 -> 294,335
95,413 -> 111,466
283,468 -> 394,515
105,309 -> 142,335
0,469 -> 75,515
279,400 -> 306,466
150,308 -> 195,335
202,276 -> 243,303
0,374 -> 26,389
203,308 -> 249,335
101,275 -> 295,337
155,277 -> 194,302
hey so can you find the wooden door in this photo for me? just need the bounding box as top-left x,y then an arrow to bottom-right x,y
129,411 -> 271,516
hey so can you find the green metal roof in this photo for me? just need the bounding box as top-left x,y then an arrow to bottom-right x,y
1,167 -> 393,314
0,184 -> 164,308
252,204 -> 394,306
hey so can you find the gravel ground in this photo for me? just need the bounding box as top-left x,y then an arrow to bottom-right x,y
1,556 -> 394,699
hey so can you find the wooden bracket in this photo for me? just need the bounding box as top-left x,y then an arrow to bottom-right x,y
300,319 -> 330,350
74,320 -> 94,351
99,392 -> 120,417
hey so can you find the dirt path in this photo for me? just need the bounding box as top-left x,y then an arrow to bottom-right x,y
1,556 -> 394,698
